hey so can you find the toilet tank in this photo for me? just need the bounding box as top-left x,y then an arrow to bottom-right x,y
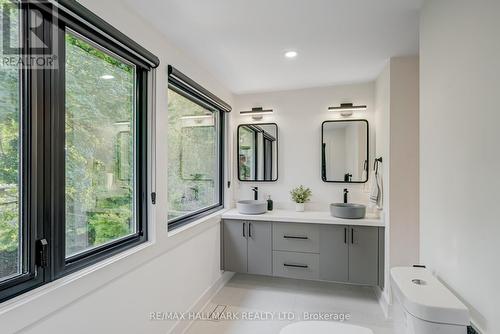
390,267 -> 469,334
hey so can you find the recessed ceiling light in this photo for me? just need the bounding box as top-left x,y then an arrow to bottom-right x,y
100,74 -> 114,80
284,51 -> 298,58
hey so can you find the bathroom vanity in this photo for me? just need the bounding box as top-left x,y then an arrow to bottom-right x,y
221,209 -> 384,287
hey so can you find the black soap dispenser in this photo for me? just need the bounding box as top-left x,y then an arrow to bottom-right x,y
267,195 -> 274,211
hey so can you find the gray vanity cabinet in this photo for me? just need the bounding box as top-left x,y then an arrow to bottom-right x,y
222,219 -> 383,286
318,225 -> 349,282
348,226 -> 379,285
247,222 -> 272,275
223,220 -> 272,275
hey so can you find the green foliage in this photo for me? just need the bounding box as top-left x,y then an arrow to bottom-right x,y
0,217 -> 18,252
66,34 -> 133,74
86,194 -> 132,246
290,185 -> 312,204
0,0 -> 21,276
88,213 -> 130,246
0,118 -> 19,184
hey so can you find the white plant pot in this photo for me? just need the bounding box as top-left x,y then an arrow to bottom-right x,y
295,203 -> 305,212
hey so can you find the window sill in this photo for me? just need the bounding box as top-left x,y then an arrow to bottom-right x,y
168,207 -> 229,237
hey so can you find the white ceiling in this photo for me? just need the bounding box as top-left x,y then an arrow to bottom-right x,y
124,0 -> 422,94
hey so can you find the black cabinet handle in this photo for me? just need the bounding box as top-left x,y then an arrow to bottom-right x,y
249,223 -> 252,238
351,228 -> 354,244
283,263 -> 309,269
344,227 -> 347,244
283,235 -> 309,240
243,223 -> 246,237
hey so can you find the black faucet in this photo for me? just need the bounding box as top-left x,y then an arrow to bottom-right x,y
343,188 -> 349,204
252,187 -> 259,200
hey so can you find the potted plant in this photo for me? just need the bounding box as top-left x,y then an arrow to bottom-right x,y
290,185 -> 312,212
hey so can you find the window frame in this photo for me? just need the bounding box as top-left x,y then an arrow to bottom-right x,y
166,84 -> 226,231
51,21 -> 148,279
0,2 -> 47,301
0,0 -> 157,302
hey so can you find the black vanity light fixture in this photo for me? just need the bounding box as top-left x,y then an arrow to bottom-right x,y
240,107 -> 273,120
328,103 -> 367,117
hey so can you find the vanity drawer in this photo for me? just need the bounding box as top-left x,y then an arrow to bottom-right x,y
273,251 -> 319,280
273,223 -> 320,253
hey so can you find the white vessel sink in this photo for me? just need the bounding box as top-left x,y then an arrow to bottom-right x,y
330,203 -> 366,219
237,200 -> 267,215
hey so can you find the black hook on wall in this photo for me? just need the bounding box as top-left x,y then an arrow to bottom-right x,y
374,157 -> 383,173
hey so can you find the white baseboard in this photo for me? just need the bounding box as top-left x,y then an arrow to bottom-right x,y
168,271 -> 234,334
373,286 -> 391,319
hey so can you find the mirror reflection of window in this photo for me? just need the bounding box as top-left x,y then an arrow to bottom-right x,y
321,120 -> 368,183
237,123 -> 278,182
264,138 -> 273,180
239,126 -> 255,180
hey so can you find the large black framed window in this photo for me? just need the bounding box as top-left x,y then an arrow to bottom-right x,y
0,0 -> 158,302
167,66 -> 230,230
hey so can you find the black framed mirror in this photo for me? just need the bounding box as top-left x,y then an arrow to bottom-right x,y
321,120 -> 369,183
237,123 -> 278,182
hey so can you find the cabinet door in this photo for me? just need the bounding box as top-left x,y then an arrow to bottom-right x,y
223,220 -> 248,273
318,225 -> 349,282
247,222 -> 272,275
348,226 -> 379,285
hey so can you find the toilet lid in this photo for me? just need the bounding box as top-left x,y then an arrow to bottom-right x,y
390,267 -> 469,325
280,321 -> 374,334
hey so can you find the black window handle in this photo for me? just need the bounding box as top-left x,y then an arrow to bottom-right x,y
283,263 -> 309,269
283,235 -> 309,240
243,223 -> 246,237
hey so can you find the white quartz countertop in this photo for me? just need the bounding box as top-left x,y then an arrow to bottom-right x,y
222,208 -> 384,227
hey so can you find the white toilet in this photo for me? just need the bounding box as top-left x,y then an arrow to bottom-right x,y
391,267 -> 470,334
280,321 -> 373,334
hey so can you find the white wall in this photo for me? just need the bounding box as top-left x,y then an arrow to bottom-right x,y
0,1 -> 234,333
374,62 -> 391,298
374,56 -> 419,303
388,56 -> 420,268
420,1 -> 500,333
232,83 -> 375,209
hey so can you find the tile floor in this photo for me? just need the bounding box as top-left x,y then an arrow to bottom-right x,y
185,274 -> 393,334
